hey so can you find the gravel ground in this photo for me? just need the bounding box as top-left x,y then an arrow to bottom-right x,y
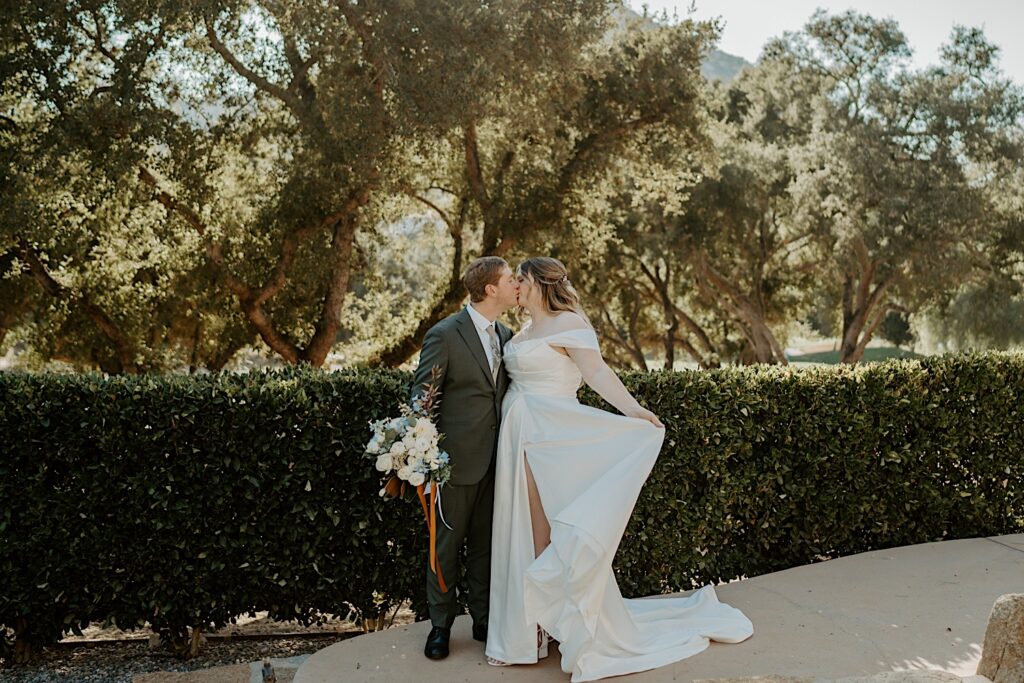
0,636 -> 333,683
0,606 -> 417,683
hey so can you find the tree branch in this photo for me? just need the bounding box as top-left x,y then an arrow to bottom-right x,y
137,166 -> 305,362
17,238 -> 138,373
138,167 -> 241,290
71,10 -> 119,64
632,250 -> 719,364
336,1 -> 392,117
556,114 -> 661,200
403,188 -> 455,233
493,149 -> 516,206
204,15 -> 303,113
596,297 -> 647,369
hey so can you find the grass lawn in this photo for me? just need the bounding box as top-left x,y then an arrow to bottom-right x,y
789,346 -> 925,364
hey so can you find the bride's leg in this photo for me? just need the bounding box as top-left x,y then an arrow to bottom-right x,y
523,452 -> 551,559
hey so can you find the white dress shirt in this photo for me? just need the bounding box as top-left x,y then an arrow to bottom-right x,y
466,303 -> 499,369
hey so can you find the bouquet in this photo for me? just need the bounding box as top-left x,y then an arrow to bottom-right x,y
365,402 -> 451,497
364,366 -> 452,591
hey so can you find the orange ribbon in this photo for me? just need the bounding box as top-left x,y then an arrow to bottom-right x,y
416,483 -> 448,593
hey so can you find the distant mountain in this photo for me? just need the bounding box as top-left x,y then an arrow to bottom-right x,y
611,4 -> 752,83
700,49 -> 750,83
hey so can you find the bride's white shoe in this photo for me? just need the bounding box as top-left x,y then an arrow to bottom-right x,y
486,627 -> 549,666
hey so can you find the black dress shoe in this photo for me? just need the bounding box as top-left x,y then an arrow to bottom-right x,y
472,623 -> 487,642
424,625 -> 450,660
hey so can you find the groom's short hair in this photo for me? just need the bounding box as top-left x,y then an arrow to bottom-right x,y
464,256 -> 509,302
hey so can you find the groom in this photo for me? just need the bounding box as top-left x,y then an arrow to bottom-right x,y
411,256 -> 519,660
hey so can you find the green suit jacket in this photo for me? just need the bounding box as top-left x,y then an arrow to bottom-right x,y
412,307 -> 513,486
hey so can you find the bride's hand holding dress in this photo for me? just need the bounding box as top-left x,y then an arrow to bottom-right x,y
558,333 -> 665,428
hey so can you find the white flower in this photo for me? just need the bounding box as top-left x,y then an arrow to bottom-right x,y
375,454 -> 392,472
390,441 -> 407,455
414,438 -> 430,453
397,466 -> 413,480
408,471 -> 425,486
413,420 -> 437,438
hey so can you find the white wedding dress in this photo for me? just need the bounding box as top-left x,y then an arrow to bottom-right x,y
485,327 -> 753,682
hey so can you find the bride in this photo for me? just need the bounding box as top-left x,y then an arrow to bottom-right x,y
485,256 -> 753,682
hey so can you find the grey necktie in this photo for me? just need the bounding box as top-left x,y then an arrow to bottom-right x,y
485,323 -> 501,383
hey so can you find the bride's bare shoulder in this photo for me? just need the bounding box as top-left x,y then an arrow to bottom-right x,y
550,311 -> 592,333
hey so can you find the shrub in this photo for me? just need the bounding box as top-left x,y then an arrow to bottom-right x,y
1,353 -> 1021,661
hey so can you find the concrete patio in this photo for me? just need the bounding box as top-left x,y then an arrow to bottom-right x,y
292,534 -> 1024,683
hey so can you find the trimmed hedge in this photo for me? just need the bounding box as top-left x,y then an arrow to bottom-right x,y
1,353 -> 1022,661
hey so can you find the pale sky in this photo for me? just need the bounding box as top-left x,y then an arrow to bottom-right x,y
627,0 -> 1024,84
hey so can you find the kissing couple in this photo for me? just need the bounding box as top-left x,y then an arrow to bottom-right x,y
411,255 -> 753,682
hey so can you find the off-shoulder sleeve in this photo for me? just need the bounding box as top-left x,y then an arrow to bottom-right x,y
544,328 -> 600,351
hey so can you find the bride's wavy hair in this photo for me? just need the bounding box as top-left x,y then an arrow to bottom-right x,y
516,257 -> 592,326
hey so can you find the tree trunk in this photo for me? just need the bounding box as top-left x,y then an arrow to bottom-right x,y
690,251 -> 787,365
188,318 -> 202,374
302,214 -> 359,366
188,624 -> 203,659
0,250 -> 31,348
646,262 -> 677,368
838,260 -> 891,364
625,294 -> 649,370
840,301 -> 891,363
206,341 -> 246,373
